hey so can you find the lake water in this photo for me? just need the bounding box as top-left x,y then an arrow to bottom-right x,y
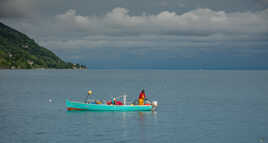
0,69 -> 268,143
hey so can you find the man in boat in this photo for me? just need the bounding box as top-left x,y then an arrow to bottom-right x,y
85,90 -> 93,103
112,97 -> 116,104
107,97 -> 123,105
138,89 -> 146,105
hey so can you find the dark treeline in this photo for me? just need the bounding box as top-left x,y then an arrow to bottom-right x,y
0,22 -> 86,69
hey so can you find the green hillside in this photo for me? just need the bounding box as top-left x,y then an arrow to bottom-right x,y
0,22 -> 86,69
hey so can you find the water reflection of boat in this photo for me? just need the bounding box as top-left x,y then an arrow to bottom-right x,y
65,99 -> 158,111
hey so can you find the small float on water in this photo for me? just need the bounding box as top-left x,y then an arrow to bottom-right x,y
66,90 -> 158,111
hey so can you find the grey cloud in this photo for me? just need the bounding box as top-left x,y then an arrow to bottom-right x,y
257,0 -> 268,5
56,9 -> 91,30
0,0 -> 35,18
4,7 -> 268,51
54,8 -> 268,37
6,7 -> 268,40
1,0 -> 266,19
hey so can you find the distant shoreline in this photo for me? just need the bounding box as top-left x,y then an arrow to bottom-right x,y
0,68 -> 87,70
1,68 -> 268,71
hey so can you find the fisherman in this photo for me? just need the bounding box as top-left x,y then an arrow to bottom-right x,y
112,97 -> 116,105
85,90 -> 93,103
138,89 -> 146,105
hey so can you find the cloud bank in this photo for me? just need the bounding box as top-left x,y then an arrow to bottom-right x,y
54,7 -> 268,37
30,7 -> 266,53
2,7 -> 268,68
0,0 -> 35,18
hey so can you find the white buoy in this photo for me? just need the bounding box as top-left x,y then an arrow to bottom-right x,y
152,101 -> 158,107
48,98 -> 52,103
152,101 -> 158,111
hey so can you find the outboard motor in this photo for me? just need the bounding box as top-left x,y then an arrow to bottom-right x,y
152,101 -> 158,111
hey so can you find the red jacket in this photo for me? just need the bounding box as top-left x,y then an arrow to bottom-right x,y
139,92 -> 146,99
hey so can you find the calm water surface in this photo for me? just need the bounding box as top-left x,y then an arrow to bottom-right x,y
0,70 -> 268,143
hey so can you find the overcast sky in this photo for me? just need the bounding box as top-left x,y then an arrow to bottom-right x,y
1,0 -> 268,69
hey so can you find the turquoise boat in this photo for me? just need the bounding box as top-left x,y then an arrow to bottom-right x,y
65,99 -> 158,111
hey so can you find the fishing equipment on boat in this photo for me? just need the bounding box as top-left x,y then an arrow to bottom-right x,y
106,101 -> 112,105
145,99 -> 151,105
106,100 -> 123,105
95,100 -> 102,104
123,95 -> 127,105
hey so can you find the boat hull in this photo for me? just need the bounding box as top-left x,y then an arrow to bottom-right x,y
66,99 -> 153,111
